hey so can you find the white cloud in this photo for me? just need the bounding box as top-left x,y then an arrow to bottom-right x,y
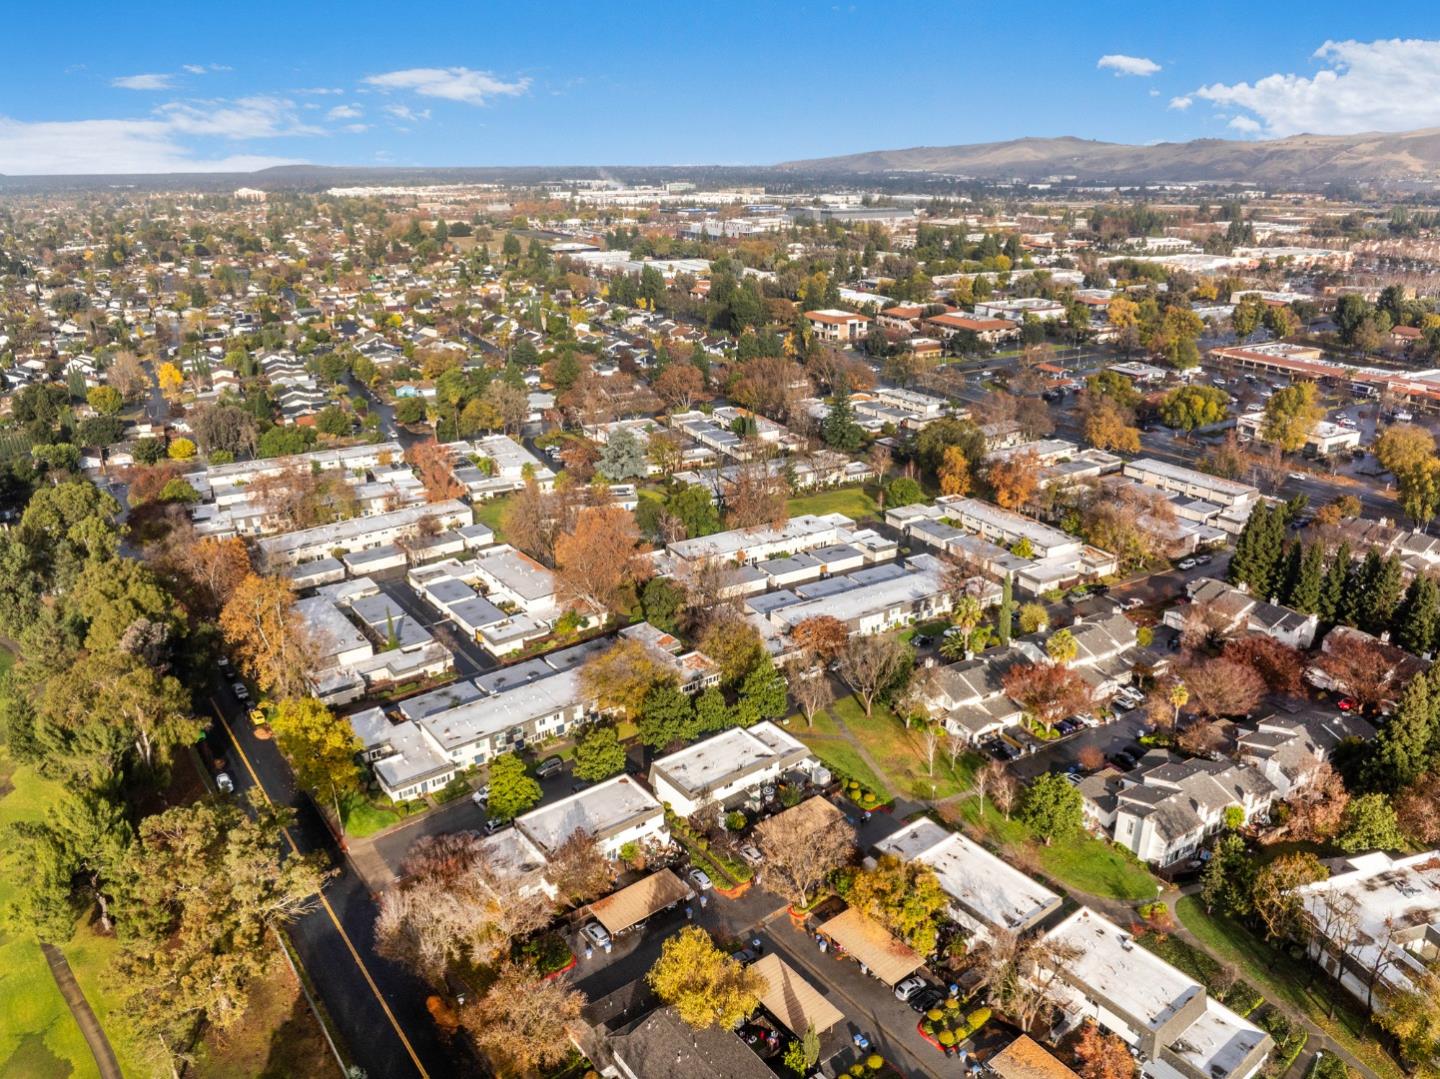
1228,116 -> 1263,134
1097,54 -> 1161,77
327,104 -> 362,120
342,123 -> 369,134
363,66 -> 529,105
1193,38 -> 1440,136
155,95 -> 320,138
182,64 -> 207,75
112,73 -> 174,90
296,86 -> 344,95
383,103 -> 431,122
0,115 -> 301,174
1169,95 -> 1193,110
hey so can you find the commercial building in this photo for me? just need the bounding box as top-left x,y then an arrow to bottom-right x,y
648,721 -> 822,818
1236,412 -> 1360,457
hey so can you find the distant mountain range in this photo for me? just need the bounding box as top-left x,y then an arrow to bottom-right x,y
8,128 -> 1440,190
777,129 -> 1440,185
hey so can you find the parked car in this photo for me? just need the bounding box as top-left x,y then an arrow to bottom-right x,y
1337,697 -> 1358,712
912,634 -> 933,648
483,817 -> 505,836
1194,554 -> 1212,566
739,844 -> 764,865
1064,772 -> 1083,786
688,867 -> 713,892
732,947 -> 759,965
894,975 -> 928,1003
910,987 -> 946,1014
1288,471 -> 1307,481
215,771 -> 234,794
470,784 -> 490,807
1119,596 -> 1144,611
1110,751 -> 1137,771
231,681 -> 250,702
1176,558 -> 1197,571
580,922 -> 611,950
535,756 -> 564,779
1055,719 -> 1078,735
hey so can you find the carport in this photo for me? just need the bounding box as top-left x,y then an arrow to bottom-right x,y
816,907 -> 921,987
587,869 -> 692,936
751,953 -> 844,1036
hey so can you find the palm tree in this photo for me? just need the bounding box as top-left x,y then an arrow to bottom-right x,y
1045,629 -> 1078,666
1169,681 -> 1190,725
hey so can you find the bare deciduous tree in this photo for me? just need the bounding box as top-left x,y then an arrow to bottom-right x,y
757,804 -> 856,909
837,633 -> 909,716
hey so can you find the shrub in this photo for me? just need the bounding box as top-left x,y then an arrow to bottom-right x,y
966,1007 -> 991,1028
927,1008 -> 944,1023
937,1030 -> 957,1047
866,1055 -> 884,1071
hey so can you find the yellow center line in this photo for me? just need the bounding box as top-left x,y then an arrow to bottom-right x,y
210,700 -> 431,1079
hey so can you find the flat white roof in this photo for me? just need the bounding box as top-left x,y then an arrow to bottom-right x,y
1046,907 -> 1202,1033
876,818 -> 1060,932
516,774 -> 663,856
417,668 -> 580,753
668,513 -> 853,563
649,721 -> 807,799
1125,459 -> 1257,501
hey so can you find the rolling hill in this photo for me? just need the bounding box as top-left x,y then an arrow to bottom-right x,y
776,129 -> 1440,184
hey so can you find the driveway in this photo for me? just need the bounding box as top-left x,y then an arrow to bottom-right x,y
376,578 -> 498,678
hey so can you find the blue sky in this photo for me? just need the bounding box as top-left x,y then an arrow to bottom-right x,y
5,1 -> 1440,173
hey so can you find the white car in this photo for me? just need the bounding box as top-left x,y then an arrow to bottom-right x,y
215,771 -> 235,794
739,844 -> 764,865
580,922 -> 611,950
1119,597 -> 1144,611
894,975 -> 927,1002
1177,558 -> 1197,570
231,681 -> 250,702
1288,472 -> 1307,481
688,868 -> 713,892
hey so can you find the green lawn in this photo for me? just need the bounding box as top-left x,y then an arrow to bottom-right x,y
1175,896 -> 1404,1079
786,486 -> 880,522
0,752 -> 158,1079
790,711 -> 889,798
340,792 -> 402,838
955,796 -> 1160,902
472,494 -> 514,541
829,696 -> 981,801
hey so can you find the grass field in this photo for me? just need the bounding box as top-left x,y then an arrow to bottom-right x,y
786,485 -> 880,522
1175,895 -> 1404,1079
790,708 -> 889,797
472,493 -> 514,540
0,751 -> 157,1079
829,697 -> 981,801
954,796 -> 1160,902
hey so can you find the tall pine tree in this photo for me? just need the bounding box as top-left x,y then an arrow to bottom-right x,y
1362,553 -> 1404,636
1345,549 -> 1383,630
1366,674 -> 1435,792
1319,541 -> 1351,625
1396,574 -> 1440,657
1289,543 -> 1326,615
1276,541 -> 1303,606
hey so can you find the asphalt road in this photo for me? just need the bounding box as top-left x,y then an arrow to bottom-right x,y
203,684 -> 467,1079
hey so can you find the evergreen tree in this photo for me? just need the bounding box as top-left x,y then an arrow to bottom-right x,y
1362,553 -> 1405,636
1319,541 -> 1351,624
821,390 -> 863,452
1289,543 -> 1326,615
1397,574 -> 1440,657
1276,541 -> 1303,606
1345,550 -> 1383,630
1228,504 -> 1264,589
1254,505 -> 1287,598
1367,676 -> 1435,792
997,574 -> 1013,647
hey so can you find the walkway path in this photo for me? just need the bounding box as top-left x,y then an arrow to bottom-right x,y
40,942 -> 122,1079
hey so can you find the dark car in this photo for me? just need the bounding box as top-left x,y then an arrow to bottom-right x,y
1056,719 -> 1078,735
535,756 -> 564,779
909,986 -> 946,1014
1110,751 -> 1137,771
